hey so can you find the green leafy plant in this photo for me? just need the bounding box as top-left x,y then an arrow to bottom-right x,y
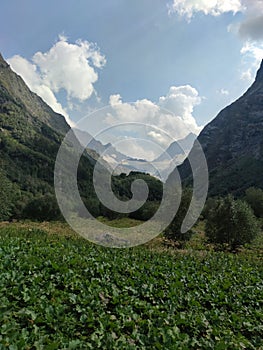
0,224 -> 262,349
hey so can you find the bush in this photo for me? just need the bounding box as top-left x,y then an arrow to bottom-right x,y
202,197 -> 219,220
23,194 -> 62,221
0,171 -> 17,220
81,197 -> 101,218
164,188 -> 193,244
205,195 -> 260,250
129,201 -> 159,221
244,187 -> 263,218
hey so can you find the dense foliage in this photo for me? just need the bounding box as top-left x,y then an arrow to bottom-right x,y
245,187 -> 263,218
205,195 -> 260,250
164,188 -> 193,244
0,225 -> 262,349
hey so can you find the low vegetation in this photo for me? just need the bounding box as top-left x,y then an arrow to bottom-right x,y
0,222 -> 262,349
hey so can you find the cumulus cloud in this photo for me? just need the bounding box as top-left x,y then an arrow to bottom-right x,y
7,35 -> 106,125
158,85 -> 201,129
241,41 -> 263,62
239,15 -> 263,41
8,54 -> 69,122
168,1 -> 263,82
169,0 -> 263,43
240,41 -> 263,81
105,85 -> 202,156
238,1 -> 263,40
168,0 -> 244,19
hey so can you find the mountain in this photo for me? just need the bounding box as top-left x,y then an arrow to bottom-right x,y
0,54 -> 69,134
155,133 -> 196,163
82,132 -> 196,181
176,59 -> 263,196
0,53 -> 92,219
0,53 -> 162,220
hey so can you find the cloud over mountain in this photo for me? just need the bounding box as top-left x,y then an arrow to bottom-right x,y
7,36 -> 106,125
108,86 -> 201,140
104,85 -> 202,160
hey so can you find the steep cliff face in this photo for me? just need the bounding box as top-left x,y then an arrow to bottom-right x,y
0,53 -> 96,219
0,53 -> 69,134
177,59 -> 263,196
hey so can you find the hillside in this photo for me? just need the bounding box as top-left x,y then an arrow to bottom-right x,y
176,59 -> 263,196
0,54 -> 162,220
0,54 -> 74,219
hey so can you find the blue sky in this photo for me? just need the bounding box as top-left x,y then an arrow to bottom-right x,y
1,0 -> 263,159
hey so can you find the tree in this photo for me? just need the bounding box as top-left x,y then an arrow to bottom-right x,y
244,187 -> 263,218
22,194 -> 62,221
0,171 -> 16,220
129,201 -> 159,221
205,195 -> 260,250
164,188 -> 193,244
202,197 -> 219,220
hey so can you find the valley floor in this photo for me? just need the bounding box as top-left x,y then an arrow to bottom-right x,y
0,221 -> 262,349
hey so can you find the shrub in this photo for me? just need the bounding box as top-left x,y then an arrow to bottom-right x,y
205,195 -> 260,250
244,187 -> 263,218
164,188 -> 193,244
0,171 -> 16,220
202,197 -> 219,219
23,194 -> 62,221
129,201 -> 159,221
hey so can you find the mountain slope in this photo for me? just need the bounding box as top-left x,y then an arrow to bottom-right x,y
0,54 -> 82,218
155,133 -> 196,163
177,59 -> 263,196
0,53 -> 162,220
0,54 -> 69,134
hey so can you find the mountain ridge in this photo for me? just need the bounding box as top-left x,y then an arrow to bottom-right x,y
176,59 -> 263,196
0,53 -> 69,134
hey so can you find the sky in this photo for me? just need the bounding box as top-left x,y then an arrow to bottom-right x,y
1,0 -> 263,159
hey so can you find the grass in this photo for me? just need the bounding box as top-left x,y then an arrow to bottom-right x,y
0,221 -> 262,349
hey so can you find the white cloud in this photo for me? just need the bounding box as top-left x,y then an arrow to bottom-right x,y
169,0 -> 263,44
120,140 -> 157,160
7,36 -> 106,126
240,41 -> 263,81
158,85 -> 201,129
106,85 -> 202,149
87,85 -> 202,160
241,41 -> 263,62
147,131 -> 168,145
168,0 -> 244,19
109,94 -> 122,105
239,15 -> 263,41
7,54 -> 70,122
237,1 -> 263,41
219,88 -> 230,95
169,0 -> 263,82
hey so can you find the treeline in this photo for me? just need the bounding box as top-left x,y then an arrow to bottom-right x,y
0,169 -> 163,222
